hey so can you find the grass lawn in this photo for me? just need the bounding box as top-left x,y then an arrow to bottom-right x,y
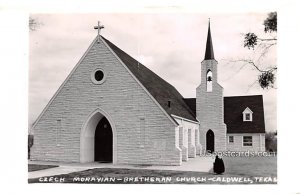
223,156 -> 277,177
28,156 -> 276,184
28,164 -> 59,172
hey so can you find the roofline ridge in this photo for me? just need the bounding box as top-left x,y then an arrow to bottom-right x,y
31,36 -> 99,131
102,36 -> 198,122
100,36 -> 181,125
101,35 -> 180,92
224,94 -> 263,98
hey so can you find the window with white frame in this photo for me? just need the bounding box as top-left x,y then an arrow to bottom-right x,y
243,136 -> 253,146
229,136 -> 234,143
243,107 -> 253,121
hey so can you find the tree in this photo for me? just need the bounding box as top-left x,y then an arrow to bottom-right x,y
29,17 -> 42,31
28,134 -> 34,159
265,131 -> 277,152
235,12 -> 277,89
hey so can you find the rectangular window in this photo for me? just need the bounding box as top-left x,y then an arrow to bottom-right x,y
243,108 -> 253,122
243,136 -> 253,146
245,113 -> 251,121
229,136 -> 234,143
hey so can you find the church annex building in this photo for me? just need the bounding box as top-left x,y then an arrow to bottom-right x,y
31,22 -> 266,166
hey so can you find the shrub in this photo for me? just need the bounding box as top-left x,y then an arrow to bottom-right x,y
28,134 -> 34,159
265,131 -> 277,152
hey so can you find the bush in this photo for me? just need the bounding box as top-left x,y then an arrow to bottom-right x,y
28,134 -> 34,159
265,131 -> 277,152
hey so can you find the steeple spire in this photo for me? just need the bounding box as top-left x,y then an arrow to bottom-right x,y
204,19 -> 215,60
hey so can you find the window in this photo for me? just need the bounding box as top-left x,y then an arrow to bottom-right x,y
243,107 -> 253,121
95,70 -> 104,81
243,136 -> 253,146
229,136 -> 234,143
91,68 -> 106,84
245,113 -> 250,121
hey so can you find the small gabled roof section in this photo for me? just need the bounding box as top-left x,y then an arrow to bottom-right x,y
224,95 -> 265,133
101,36 -> 197,122
243,107 -> 253,114
242,107 -> 253,122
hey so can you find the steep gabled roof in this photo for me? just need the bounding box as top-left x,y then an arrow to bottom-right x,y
101,36 -> 197,122
204,21 -> 215,60
224,95 -> 265,133
183,95 -> 265,133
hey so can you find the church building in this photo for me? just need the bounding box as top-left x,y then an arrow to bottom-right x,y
31,21 -> 265,166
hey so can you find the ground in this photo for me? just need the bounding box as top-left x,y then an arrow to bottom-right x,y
28,164 -> 59,172
224,156 -> 277,178
28,156 -> 277,184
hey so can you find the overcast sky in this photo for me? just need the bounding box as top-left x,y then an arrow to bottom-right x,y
29,13 -> 277,132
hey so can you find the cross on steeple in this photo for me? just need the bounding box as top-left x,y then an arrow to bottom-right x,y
94,21 -> 104,43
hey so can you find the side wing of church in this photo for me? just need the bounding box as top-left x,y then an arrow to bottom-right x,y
30,21 -> 265,166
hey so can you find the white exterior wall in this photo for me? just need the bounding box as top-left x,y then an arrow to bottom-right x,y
226,133 -> 265,152
173,116 -> 199,160
194,128 -> 202,155
31,37 -> 182,165
178,126 -> 188,161
196,59 -> 227,152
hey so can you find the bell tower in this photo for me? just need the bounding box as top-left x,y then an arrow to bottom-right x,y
196,21 -> 227,152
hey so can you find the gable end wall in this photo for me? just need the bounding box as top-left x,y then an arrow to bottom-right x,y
31,37 -> 181,165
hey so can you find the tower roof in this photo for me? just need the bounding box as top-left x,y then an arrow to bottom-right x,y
204,20 -> 215,60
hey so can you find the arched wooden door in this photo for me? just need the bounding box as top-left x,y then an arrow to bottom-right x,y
95,117 -> 113,162
206,129 -> 214,153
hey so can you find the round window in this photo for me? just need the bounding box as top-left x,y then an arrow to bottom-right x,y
94,70 -> 104,81
91,68 -> 106,84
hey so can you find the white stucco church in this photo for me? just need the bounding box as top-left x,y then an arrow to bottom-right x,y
30,21 -> 266,166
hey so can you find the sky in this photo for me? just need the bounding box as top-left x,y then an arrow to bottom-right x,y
29,13 -> 277,132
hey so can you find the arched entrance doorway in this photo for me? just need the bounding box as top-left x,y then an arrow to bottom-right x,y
95,117 -> 112,162
80,109 -> 116,163
206,129 -> 214,153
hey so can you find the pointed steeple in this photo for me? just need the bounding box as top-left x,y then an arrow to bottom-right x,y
204,19 -> 215,60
